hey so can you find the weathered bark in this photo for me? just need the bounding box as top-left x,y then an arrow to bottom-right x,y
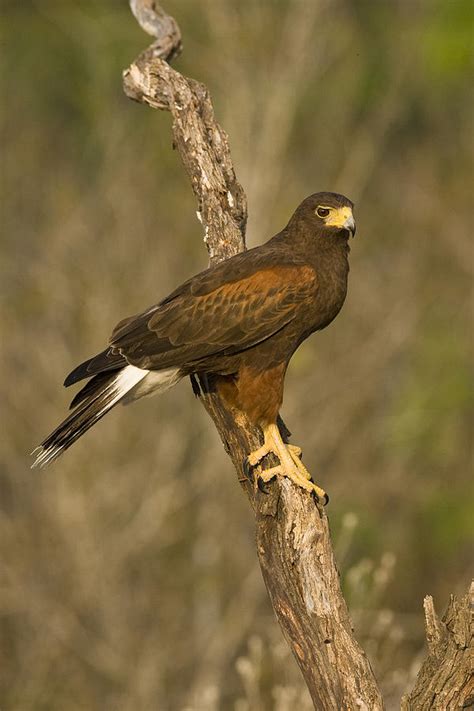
401,583 -> 474,711
124,4 -> 246,263
123,3 -> 472,709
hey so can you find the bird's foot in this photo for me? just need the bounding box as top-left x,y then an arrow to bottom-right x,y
247,424 -> 328,504
248,440 -> 302,468
257,462 -> 327,502
247,442 -> 271,467
287,444 -> 313,481
287,444 -> 302,459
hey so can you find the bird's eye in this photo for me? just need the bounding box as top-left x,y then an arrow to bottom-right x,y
316,207 -> 330,218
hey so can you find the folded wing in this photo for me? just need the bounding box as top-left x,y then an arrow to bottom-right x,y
110,264 -> 317,372
65,257 -> 317,387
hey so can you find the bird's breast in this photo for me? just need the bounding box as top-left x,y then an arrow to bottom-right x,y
305,251 -> 349,334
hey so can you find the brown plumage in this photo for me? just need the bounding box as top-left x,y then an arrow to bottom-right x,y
32,191 -> 355,499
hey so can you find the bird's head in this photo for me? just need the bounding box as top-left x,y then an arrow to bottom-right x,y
290,192 -> 356,240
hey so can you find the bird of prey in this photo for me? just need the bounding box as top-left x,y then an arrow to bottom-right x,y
32,192 -> 355,502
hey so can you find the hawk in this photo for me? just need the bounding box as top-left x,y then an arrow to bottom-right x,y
32,192 -> 355,502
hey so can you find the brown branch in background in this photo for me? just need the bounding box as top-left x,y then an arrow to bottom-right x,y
123,3 -> 472,709
401,584 -> 474,710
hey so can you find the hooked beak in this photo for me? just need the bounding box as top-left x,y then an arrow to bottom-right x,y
325,206 -> 356,236
344,214 -> 356,237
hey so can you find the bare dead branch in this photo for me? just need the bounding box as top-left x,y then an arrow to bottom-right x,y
123,20 -> 246,262
401,583 -> 474,711
123,3 -> 472,709
122,3 -> 384,708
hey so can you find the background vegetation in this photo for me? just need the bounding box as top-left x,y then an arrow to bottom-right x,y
1,1 -> 472,709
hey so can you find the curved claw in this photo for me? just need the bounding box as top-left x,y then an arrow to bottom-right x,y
312,489 -> 330,506
242,457 -> 254,483
257,476 -> 270,494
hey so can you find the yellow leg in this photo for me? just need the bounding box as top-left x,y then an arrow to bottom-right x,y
248,423 -> 327,503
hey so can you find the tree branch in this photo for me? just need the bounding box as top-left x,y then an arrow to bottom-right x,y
123,4 -> 471,709
401,583 -> 474,710
123,3 -> 384,708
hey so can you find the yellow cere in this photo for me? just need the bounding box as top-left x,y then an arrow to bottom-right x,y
322,206 -> 353,228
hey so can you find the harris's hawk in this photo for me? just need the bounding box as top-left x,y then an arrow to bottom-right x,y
32,192 -> 356,502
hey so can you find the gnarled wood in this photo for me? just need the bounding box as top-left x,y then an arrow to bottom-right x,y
401,583 -> 474,711
123,3 -> 471,709
123,3 -> 384,708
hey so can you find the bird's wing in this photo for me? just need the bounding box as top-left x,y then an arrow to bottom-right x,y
109,260 -> 317,371
64,249 -> 317,386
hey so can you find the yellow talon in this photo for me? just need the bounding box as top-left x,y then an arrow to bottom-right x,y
248,423 -> 328,503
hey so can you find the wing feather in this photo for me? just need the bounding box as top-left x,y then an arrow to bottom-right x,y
110,264 -> 317,371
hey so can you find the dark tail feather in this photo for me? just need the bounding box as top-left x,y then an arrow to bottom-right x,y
32,366 -> 147,468
64,348 -> 126,387
69,371 -> 120,409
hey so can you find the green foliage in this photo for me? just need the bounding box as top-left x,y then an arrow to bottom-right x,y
388,316 -> 472,468
422,0 -> 474,81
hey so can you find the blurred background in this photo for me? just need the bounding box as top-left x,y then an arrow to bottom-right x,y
1,0 -> 473,709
